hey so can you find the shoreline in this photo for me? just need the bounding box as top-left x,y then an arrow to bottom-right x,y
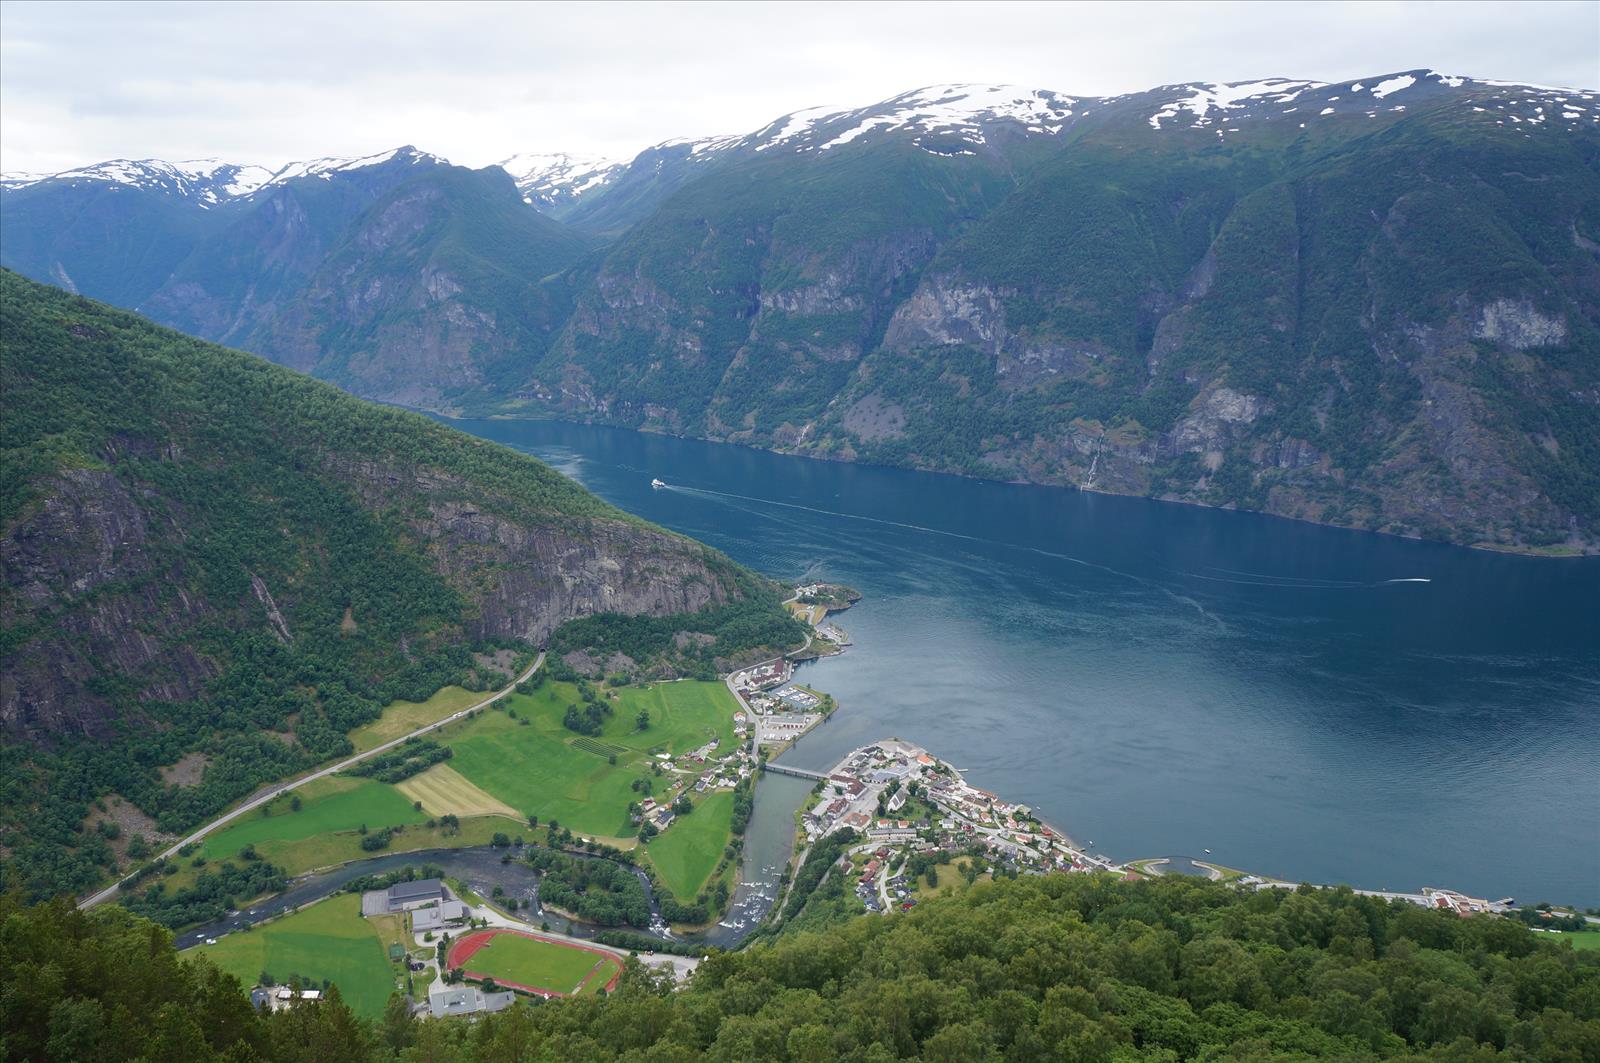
439,409 -> 1599,559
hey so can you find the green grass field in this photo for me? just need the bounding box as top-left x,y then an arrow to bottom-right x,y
185,893 -> 397,1018
913,856 -> 992,901
440,680 -> 737,840
458,932 -> 620,995
199,777 -> 425,863
646,789 -> 734,902
348,686 -> 488,753
1548,928 -> 1600,950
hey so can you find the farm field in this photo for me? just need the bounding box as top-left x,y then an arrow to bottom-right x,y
205,812 -> 517,877
186,893 -> 397,1018
440,679 -> 737,840
199,777 -> 424,862
447,929 -> 621,996
646,789 -> 734,902
348,686 -> 488,753
397,763 -> 518,819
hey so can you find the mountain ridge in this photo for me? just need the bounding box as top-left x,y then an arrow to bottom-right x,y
4,68 -> 1596,553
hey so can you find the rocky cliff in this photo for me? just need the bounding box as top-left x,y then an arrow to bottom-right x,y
5,75 -> 1597,552
0,272 -> 788,896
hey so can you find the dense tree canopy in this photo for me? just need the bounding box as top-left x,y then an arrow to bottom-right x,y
5,873 -> 1596,1062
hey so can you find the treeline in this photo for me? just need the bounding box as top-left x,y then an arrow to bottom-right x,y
342,864 -> 445,896
120,859 -> 287,929
347,739 -> 452,784
779,828 -> 859,924
9,873 -> 1600,1061
524,848 -> 650,928
549,594 -> 808,678
729,776 -> 754,836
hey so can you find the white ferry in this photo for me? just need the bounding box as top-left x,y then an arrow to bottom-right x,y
651,478 -> 667,489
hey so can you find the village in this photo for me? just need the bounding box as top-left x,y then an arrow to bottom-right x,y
792,738 -> 1122,914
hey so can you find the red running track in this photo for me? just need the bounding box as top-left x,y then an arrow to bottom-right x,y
445,928 -> 623,998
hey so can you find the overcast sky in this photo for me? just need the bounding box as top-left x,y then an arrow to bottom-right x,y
2,0 -> 1596,174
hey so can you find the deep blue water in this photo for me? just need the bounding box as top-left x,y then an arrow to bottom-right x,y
447,417 -> 1600,907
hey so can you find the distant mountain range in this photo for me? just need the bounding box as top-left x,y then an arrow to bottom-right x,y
4,70 -> 1597,552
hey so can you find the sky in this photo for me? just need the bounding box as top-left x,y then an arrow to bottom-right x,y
2,0 -> 1597,175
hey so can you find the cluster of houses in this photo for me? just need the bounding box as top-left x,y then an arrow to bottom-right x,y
800,739 -> 1115,901
731,660 -> 790,697
632,737 -> 756,834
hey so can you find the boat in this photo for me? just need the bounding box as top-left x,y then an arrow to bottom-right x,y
651,478 -> 667,489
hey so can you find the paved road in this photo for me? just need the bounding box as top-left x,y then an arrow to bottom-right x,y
79,653 -> 545,910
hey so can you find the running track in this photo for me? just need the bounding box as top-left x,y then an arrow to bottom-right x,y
446,928 -> 623,997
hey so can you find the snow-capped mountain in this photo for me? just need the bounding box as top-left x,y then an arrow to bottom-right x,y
488,70 -> 1596,209
496,152 -> 628,210
1140,70 -> 1596,134
742,84 -> 1086,156
0,158 -> 276,203
1,146 -> 448,207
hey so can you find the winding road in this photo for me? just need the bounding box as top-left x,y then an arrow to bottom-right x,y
78,653 -> 545,911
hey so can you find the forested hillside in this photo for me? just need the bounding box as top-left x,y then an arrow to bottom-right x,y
4,73 -> 1597,551
0,272 -> 795,899
4,874 -> 1597,1061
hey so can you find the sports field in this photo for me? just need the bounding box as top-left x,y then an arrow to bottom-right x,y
186,893 -> 397,1018
441,680 -> 737,840
447,928 -> 622,997
199,777 -> 424,862
646,789 -> 734,901
397,763 -> 518,819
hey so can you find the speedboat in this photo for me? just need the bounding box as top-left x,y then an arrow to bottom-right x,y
651,478 -> 667,489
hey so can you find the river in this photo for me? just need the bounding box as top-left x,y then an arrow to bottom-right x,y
444,417 -> 1600,908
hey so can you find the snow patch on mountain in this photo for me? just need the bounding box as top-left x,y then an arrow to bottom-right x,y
2,147 -> 446,204
498,151 -> 627,207
1145,70 -> 1599,132
756,84 -> 1079,153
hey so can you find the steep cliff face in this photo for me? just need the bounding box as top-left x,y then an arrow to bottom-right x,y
1,273 -> 792,897
5,76 -> 1597,551
243,167 -> 591,407
0,270 -> 784,746
324,457 -> 736,645
1,274 -> 760,748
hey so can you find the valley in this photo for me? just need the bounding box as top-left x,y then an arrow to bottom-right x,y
4,10 -> 1599,1055
4,73 -> 1596,554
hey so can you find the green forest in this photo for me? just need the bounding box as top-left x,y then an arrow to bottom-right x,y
0,272 -> 782,903
6,873 -> 1598,1061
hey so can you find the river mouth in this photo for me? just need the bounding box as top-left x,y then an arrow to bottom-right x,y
435,415 -> 1600,908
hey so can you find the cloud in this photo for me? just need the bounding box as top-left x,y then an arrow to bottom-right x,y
2,0 -> 1596,174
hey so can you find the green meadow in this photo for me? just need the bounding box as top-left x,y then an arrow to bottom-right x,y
186,893 -> 397,1018
1554,929 -> 1600,951
645,789 -> 735,901
172,678 -> 739,881
440,680 -> 737,840
199,777 -> 425,862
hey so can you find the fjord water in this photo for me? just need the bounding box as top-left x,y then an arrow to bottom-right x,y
450,418 -> 1600,906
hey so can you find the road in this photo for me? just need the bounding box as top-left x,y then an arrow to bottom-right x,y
78,652 -> 545,910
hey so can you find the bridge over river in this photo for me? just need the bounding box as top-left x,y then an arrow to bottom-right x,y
763,761 -> 828,782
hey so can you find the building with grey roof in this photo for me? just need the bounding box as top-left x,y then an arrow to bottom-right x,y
411,900 -> 469,933
428,985 -> 515,1019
